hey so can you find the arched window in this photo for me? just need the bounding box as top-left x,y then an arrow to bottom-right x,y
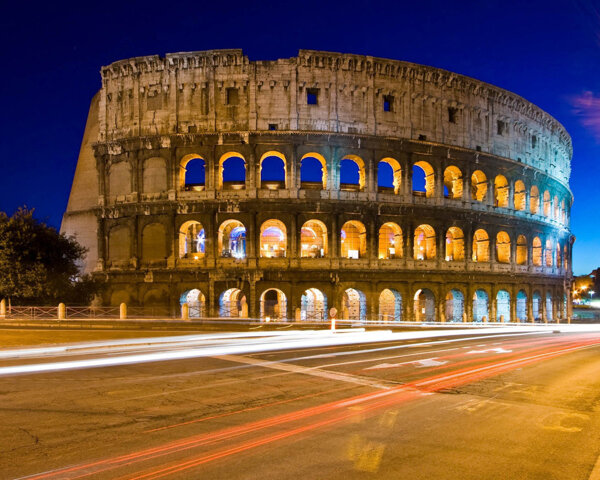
514,180 -> 526,211
218,220 -> 246,259
532,237 -> 542,266
260,289 -> 287,320
496,231 -> 511,263
471,170 -> 487,202
414,224 -> 436,260
301,288 -> 327,321
300,220 -> 327,258
445,289 -> 464,322
543,190 -> 551,217
472,229 -> 490,262
339,155 -> 365,191
379,289 -> 403,322
180,289 -> 206,318
494,175 -> 509,207
517,290 -> 528,321
341,221 -> 367,258
560,199 -> 566,224
414,288 -> 436,322
260,152 -> 286,190
516,235 -> 527,265
532,291 -> 542,321
180,154 -> 205,191
443,166 -> 463,199
300,153 -> 327,189
556,243 -> 562,269
179,221 -> 205,259
342,288 -> 367,320
260,219 -> 287,258
564,245 -> 569,271
378,222 -> 403,259
473,290 -> 489,322
545,238 -> 553,266
219,288 -> 247,317
378,157 -> 401,194
219,153 -> 246,190
530,186 -> 540,214
143,157 -> 167,193
546,291 -> 553,321
496,290 -> 511,322
445,227 -> 465,261
553,195 -> 560,220
413,161 -> 435,197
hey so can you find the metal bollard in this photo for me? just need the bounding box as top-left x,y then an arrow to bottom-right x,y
120,302 -> 127,320
181,302 -> 189,320
0,299 -> 5,319
58,303 -> 66,320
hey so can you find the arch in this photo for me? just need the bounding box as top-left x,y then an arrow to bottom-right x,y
260,151 -> 286,189
108,225 -> 130,263
378,222 -> 403,259
260,219 -> 287,258
560,199 -> 566,224
443,166 -> 463,199
545,238 -> 553,267
180,289 -> 206,318
553,195 -> 560,220
108,162 -> 131,197
517,290 -> 528,321
516,235 -> 528,265
556,243 -> 562,269
514,180 -> 526,211
564,244 -> 569,271
142,157 -> 167,193
472,229 -> 490,262
342,288 -> 367,321
141,223 -> 167,263
300,152 -> 327,189
473,290 -> 489,322
340,154 -> 365,191
341,221 -> 367,258
543,190 -> 551,217
414,224 -> 436,260
379,289 -> 402,322
301,288 -> 328,321
378,157 -> 402,194
414,288 -> 436,322
300,220 -> 328,258
532,237 -> 542,266
471,170 -> 487,202
545,291 -> 553,321
180,154 -> 205,191
445,227 -> 465,261
260,288 -> 287,320
218,220 -> 246,259
179,220 -> 205,259
219,152 -> 246,190
413,161 -> 435,197
445,289 -> 465,322
494,175 -> 509,207
532,290 -> 542,321
530,186 -> 540,214
219,288 -> 248,318
496,290 -> 511,322
496,231 -> 511,264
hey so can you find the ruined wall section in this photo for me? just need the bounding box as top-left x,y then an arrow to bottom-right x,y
98,49 -> 572,186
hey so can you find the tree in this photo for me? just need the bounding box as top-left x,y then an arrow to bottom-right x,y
0,208 -> 99,305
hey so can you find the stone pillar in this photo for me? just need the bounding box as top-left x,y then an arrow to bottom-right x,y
290,213 -> 298,258
249,280 -> 257,318
465,285 -> 473,322
490,289 -> 497,322
510,288 -> 517,323
331,214 -> 339,258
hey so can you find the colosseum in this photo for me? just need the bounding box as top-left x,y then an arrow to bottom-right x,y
61,49 -> 574,322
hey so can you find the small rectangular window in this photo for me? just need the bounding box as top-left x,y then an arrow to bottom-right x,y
418,134 -> 427,141
497,120 -> 506,136
383,95 -> 394,112
268,123 -> 278,131
226,87 -> 239,105
448,107 -> 458,124
307,88 -> 319,105
532,135 -> 537,148
476,145 -> 482,152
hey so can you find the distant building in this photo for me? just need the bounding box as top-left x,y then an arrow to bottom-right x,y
62,49 -> 574,322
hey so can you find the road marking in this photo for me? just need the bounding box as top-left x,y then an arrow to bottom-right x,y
466,347 -> 512,354
589,452 -> 600,480
217,354 -> 393,389
414,358 -> 448,368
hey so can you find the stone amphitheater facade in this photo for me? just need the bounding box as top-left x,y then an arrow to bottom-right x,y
62,49 -> 574,322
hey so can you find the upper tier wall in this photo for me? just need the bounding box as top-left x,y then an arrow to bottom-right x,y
98,49 -> 572,185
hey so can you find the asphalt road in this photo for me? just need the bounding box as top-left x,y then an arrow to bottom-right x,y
1,327 -> 600,479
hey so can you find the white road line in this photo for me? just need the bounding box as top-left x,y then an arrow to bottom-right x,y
217,354 -> 393,389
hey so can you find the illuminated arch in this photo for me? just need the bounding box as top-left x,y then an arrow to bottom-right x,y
472,229 -> 490,262
445,289 -> 464,322
556,242 -> 562,269
180,289 -> 206,318
218,220 -> 246,259
496,290 -> 511,322
414,288 -> 436,322
545,238 -> 553,267
300,152 -> 327,189
378,157 -> 402,194
443,165 -> 463,199
516,235 -> 528,265
339,154 -> 366,191
546,291 -> 553,321
260,219 -> 287,258
553,195 -> 560,220
218,152 -> 246,190
342,288 -> 367,321
517,290 -> 528,321
414,224 -> 436,260
413,161 -> 435,197
514,180 -> 526,211
496,231 -> 511,264
301,288 -> 327,321
300,220 -> 328,258
532,236 -> 542,266
379,289 -> 402,322
471,170 -> 488,202
543,190 -> 551,217
530,186 -> 540,214
180,154 -> 206,191
494,175 -> 509,207
532,290 -> 542,321
179,220 -> 205,259
378,222 -> 403,259
259,151 -> 286,189
445,227 -> 465,261
219,288 -> 247,318
260,288 -> 287,320
341,220 -> 367,258
473,290 -> 489,322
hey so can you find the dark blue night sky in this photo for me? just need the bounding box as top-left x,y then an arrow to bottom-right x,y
1,0 -> 599,274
